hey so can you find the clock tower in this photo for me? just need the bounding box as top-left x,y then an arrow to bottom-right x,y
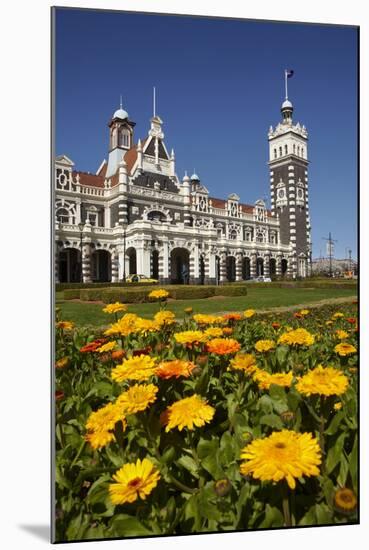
268,83 -> 311,277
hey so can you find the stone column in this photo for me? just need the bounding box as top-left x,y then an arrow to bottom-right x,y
276,254 -> 282,277
54,244 -> 60,283
219,252 -> 227,283
235,253 -> 243,282
111,250 -> 119,282
82,242 -> 92,283
159,240 -> 169,284
207,247 -> 216,285
264,254 -> 270,278
250,253 -> 257,279
189,243 -> 199,284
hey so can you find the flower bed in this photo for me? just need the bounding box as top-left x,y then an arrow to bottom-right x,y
54,296 -> 358,541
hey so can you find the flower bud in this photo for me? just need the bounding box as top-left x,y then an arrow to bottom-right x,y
196,354 -> 208,367
214,478 -> 231,497
280,411 -> 295,425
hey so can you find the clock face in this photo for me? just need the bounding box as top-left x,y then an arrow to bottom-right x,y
297,189 -> 304,198
278,189 -> 285,199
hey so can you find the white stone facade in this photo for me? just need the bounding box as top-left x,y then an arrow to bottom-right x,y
55,98 -> 310,284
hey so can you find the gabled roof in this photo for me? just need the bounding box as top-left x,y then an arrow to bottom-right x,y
73,171 -> 105,188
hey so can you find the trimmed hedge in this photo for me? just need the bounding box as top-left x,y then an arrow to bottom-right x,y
56,281 -> 158,291
63,284 -> 249,303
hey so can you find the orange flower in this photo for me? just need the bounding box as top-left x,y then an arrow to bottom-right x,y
294,312 -> 302,319
206,338 -> 241,355
111,349 -> 126,362
80,338 -> 108,353
223,313 -> 242,323
55,390 -> 64,401
271,322 -> 281,330
155,359 -> 196,379
222,327 -> 234,336
346,317 -> 356,324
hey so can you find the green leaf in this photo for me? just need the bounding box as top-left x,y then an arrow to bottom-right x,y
269,384 -> 288,414
201,452 -> 224,480
315,502 -> 333,524
337,455 -> 349,487
349,434 -> 358,492
177,455 -> 200,478
325,410 -> 345,435
259,413 -> 283,429
197,437 -> 218,460
325,432 -> 347,474
109,514 -> 153,537
259,504 -> 284,528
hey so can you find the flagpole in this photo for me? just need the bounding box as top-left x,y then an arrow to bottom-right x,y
285,70 -> 288,100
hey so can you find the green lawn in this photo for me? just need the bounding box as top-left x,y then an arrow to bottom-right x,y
56,286 -> 356,327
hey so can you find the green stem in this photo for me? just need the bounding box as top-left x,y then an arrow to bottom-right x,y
71,440 -> 87,468
281,484 -> 292,527
166,473 -> 197,494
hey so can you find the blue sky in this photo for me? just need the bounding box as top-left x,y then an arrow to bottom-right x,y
55,8 -> 358,260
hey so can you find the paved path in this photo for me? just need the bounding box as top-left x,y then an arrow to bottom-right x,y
227,295 -> 357,316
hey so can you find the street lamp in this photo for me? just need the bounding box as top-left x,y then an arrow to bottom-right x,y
78,221 -> 84,283
121,222 -> 127,283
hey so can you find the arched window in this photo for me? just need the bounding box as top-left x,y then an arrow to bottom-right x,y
229,229 -> 237,240
217,228 -> 223,238
293,144 -> 296,154
119,128 -> 130,148
111,127 -> 117,149
56,208 -> 69,223
285,144 -> 288,155
301,147 -> 304,158
297,146 -> 300,156
256,232 -> 264,243
274,148 -> 277,159
279,146 -> 282,157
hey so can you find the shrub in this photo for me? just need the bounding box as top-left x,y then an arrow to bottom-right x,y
215,285 -> 248,296
63,289 -> 81,300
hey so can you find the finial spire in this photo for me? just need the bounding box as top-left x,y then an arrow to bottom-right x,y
120,94 -> 123,109
153,86 -> 156,117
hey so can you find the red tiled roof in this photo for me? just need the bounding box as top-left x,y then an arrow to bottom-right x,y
210,197 -> 271,216
73,171 -> 105,188
96,162 -> 107,178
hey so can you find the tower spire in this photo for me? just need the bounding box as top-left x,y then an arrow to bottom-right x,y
120,94 -> 123,109
153,86 -> 156,117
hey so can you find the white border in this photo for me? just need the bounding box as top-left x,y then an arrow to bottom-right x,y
1,1 -> 366,549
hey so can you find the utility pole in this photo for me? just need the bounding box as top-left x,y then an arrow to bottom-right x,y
322,232 -> 337,278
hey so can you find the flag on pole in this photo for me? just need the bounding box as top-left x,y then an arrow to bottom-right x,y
286,69 -> 294,78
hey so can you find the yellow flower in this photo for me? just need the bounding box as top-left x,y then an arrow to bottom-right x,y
299,309 -> 310,316
134,317 -> 159,334
240,430 -> 321,489
332,312 -> 344,319
334,343 -> 357,356
56,320 -> 74,330
326,320 -> 333,326
148,289 -> 169,300
335,330 -> 349,340
206,337 -> 241,355
333,487 -> 357,514
162,394 -> 215,431
255,339 -> 275,353
85,401 -> 126,449
109,458 -> 160,505
55,357 -> 70,369
295,365 -> 349,397
174,330 -> 206,346
204,327 -> 224,339
244,309 -> 256,318
104,313 -> 139,337
229,353 -> 258,374
103,302 -> 127,314
86,401 -> 123,433
334,402 -> 343,411
85,430 -> 116,450
184,307 -> 193,314
193,313 -> 224,325
111,354 -> 157,382
154,310 -> 176,326
278,328 -> 315,347
96,340 -> 117,353
253,370 -> 293,390
116,384 -> 158,414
